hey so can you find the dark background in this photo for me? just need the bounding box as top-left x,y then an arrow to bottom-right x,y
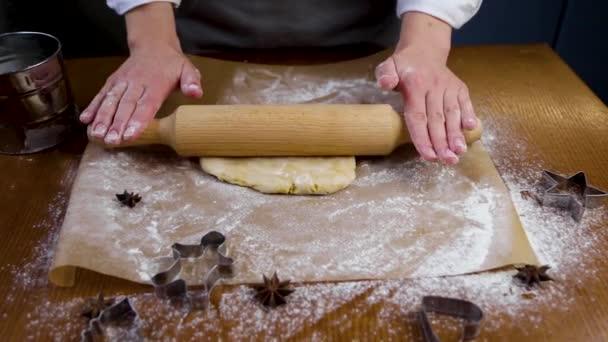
1,0 -> 606,104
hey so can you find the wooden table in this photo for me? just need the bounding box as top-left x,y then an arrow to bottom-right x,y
1,45 -> 607,341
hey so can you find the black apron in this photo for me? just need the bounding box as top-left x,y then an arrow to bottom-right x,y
175,0 -> 399,53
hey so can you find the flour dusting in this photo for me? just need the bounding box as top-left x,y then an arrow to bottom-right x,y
221,67 -> 404,110
55,138 -> 506,285
11,65 -> 608,340
50,69 -> 519,286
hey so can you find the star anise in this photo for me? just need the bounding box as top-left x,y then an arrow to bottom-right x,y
81,293 -> 115,320
513,264 -> 553,288
116,190 -> 142,208
252,272 -> 295,308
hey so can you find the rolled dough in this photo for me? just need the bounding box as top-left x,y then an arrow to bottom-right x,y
199,157 -> 356,194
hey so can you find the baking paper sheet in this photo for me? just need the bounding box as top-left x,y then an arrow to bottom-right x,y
50,52 -> 537,286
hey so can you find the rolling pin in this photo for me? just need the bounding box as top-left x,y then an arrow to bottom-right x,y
116,104 -> 482,156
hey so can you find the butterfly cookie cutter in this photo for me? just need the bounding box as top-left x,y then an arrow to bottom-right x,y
521,170 -> 607,221
150,231 -> 234,310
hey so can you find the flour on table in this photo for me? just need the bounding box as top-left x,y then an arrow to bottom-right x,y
50,65 -> 533,286
50,138 -> 525,287
221,67 -> 403,110
15,63 -> 608,340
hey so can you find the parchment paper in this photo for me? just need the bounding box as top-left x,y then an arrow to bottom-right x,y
50,53 -> 538,287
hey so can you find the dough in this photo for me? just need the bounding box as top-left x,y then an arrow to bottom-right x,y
199,157 -> 356,195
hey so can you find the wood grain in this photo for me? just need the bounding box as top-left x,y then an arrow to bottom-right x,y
1,44 -> 607,341
117,104 -> 481,156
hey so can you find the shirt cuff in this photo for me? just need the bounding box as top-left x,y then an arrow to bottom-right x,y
107,0 -> 181,15
396,0 -> 483,29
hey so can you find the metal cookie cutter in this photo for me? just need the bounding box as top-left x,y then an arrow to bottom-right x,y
417,296 -> 484,342
151,231 -> 234,310
522,170 -> 607,221
81,298 -> 138,342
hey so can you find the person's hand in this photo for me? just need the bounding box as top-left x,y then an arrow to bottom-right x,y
375,12 -> 478,165
79,2 -> 202,145
79,44 -> 202,144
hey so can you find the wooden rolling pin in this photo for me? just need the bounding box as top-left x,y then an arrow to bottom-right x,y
117,104 -> 482,156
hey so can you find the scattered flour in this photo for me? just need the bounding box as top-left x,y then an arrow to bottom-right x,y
7,162 -> 77,291
9,71 -> 608,340
52,70 -> 508,286
59,137 -> 504,285
221,67 -> 403,110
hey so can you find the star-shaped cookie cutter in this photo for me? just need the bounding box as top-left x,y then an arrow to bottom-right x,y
523,170 -> 607,221
150,231 -> 234,310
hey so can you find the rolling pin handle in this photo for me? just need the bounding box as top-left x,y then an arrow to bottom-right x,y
112,114 -> 177,148
463,119 -> 483,145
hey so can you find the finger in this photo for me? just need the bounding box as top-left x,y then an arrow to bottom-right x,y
458,85 -> 478,130
80,83 -> 112,124
90,81 -> 128,140
104,83 -> 145,145
444,84 -> 467,154
180,61 -> 203,98
400,73 -> 437,161
427,88 -> 458,165
86,123 -> 93,140
123,87 -> 164,141
375,58 -> 400,90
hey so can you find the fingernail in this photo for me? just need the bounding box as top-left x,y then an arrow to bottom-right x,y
187,83 -> 200,92
79,111 -> 90,120
466,118 -> 477,128
92,124 -> 107,137
422,147 -> 438,161
378,75 -> 397,89
104,130 -> 120,144
443,149 -> 459,165
455,138 -> 467,153
124,125 -> 138,138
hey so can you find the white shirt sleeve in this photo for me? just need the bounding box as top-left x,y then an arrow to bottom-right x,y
396,0 -> 483,29
107,0 -> 181,15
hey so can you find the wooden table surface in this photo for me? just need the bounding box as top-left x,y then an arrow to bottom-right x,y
1,44 -> 607,341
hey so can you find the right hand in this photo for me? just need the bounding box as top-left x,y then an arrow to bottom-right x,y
79,43 -> 203,144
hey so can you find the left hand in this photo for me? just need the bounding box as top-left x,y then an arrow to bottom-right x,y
375,12 -> 478,165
